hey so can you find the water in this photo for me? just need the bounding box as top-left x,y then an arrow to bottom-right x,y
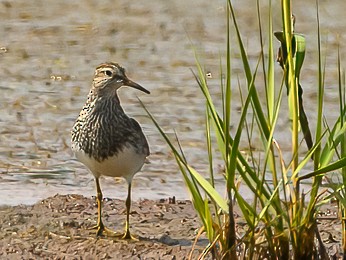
0,0 -> 344,205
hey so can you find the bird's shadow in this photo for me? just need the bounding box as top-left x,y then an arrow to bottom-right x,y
138,234 -> 209,247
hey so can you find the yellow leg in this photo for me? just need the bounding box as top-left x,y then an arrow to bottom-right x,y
89,177 -> 118,237
122,181 -> 136,240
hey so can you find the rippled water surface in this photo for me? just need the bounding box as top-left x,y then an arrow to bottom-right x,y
0,0 -> 345,205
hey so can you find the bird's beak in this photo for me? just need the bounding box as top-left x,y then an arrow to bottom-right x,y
124,78 -> 150,94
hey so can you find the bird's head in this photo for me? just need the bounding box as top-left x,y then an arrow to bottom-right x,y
92,62 -> 150,95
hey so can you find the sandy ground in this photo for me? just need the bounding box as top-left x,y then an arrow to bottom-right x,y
0,194 -> 342,259
0,194 -> 206,259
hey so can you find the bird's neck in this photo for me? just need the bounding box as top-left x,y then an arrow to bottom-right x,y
87,86 -> 120,101
86,87 -> 124,114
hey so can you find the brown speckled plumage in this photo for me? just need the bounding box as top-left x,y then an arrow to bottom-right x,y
71,63 -> 149,161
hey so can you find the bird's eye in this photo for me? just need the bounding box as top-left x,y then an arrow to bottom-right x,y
104,70 -> 112,77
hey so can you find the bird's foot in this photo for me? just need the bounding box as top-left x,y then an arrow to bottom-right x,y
122,230 -> 138,241
88,224 -> 120,237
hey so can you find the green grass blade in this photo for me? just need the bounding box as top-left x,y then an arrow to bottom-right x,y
226,58 -> 261,190
227,0 -> 270,140
298,156 -> 346,181
186,164 -> 229,213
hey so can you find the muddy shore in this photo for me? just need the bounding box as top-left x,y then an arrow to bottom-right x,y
0,194 -> 342,259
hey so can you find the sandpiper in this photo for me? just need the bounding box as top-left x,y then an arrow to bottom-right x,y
71,62 -> 150,239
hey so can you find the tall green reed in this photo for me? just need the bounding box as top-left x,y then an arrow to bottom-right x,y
142,0 -> 345,258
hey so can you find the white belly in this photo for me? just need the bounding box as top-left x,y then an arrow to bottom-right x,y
75,146 -> 146,182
